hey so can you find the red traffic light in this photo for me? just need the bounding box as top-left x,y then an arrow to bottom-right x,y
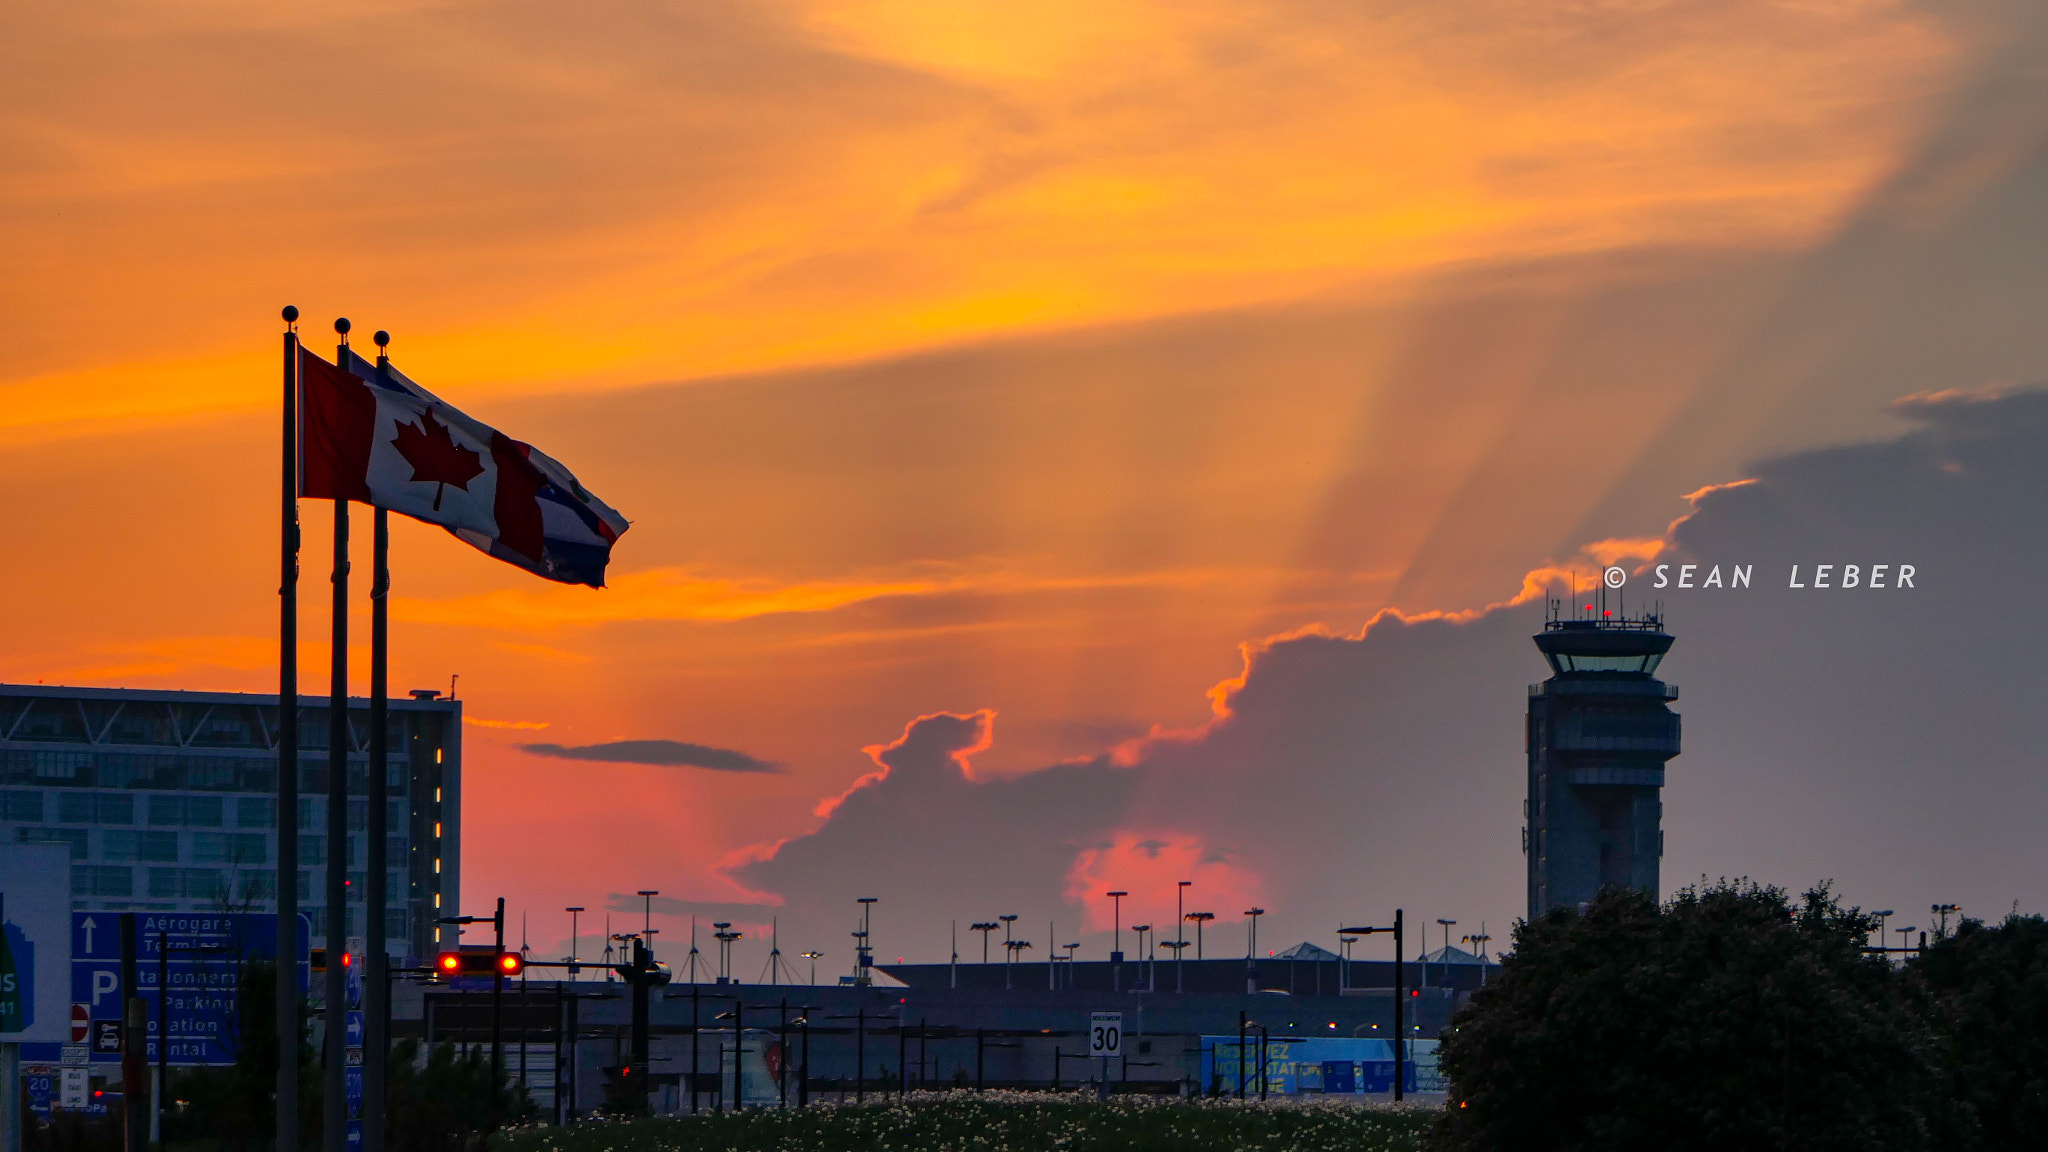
435,949 -> 522,976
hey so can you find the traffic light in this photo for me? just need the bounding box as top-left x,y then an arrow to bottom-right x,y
434,949 -> 523,976
310,949 -> 353,973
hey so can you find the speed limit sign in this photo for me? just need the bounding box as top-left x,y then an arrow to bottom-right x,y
1089,1012 -> 1122,1057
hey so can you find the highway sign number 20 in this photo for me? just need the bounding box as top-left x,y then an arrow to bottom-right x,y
1089,1012 -> 1122,1058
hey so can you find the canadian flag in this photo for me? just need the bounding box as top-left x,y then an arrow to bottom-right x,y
299,347 -> 627,587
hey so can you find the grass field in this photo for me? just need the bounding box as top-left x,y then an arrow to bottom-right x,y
494,1092 -> 1436,1152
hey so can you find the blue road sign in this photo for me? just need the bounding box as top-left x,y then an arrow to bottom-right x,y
345,1010 -> 365,1047
73,912 -> 310,1067
346,1119 -> 364,1150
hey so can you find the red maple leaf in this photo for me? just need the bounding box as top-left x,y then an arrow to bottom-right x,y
391,408 -> 484,511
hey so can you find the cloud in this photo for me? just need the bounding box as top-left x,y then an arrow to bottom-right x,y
733,386 -> 2048,957
394,564 -> 1273,630
520,739 -> 782,773
466,717 -> 551,731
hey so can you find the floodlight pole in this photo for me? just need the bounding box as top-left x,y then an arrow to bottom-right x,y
1107,891 -> 1127,991
1340,909 -> 1405,1101
1176,882 -> 1190,992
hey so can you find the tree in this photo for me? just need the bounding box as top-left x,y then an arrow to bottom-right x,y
1908,914 -> 2048,1150
1428,882 -> 1943,1152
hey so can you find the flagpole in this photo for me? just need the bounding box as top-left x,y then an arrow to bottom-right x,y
364,331 -> 393,1152
278,305 -> 302,1152
324,317 -> 352,1152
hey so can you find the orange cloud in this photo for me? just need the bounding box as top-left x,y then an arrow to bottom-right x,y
1,0 -> 1950,440
395,564 -> 1277,631
1063,830 -> 1266,935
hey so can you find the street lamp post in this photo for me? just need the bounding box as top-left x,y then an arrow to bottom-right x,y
1188,911 -> 1214,959
1932,903 -> 1960,938
1244,908 -> 1264,994
565,907 -> 584,981
1132,926 -> 1151,990
971,922 -> 998,966
1339,909 -> 1405,1102
1176,881 -> 1191,992
802,951 -> 823,985
1107,891 -> 1128,991
1871,910 -> 1894,954
1434,919 -> 1457,993
999,915 -> 1019,989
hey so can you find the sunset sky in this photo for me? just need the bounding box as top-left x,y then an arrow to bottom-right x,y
9,0 -> 2048,969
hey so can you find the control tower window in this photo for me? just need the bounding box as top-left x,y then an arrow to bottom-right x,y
1546,652 -> 1665,674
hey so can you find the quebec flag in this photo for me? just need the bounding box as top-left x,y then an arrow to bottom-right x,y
299,347 -> 628,587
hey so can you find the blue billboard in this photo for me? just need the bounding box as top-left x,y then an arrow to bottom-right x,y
1200,1036 -> 1443,1095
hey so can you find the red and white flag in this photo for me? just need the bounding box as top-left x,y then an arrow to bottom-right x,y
299,347 -> 627,587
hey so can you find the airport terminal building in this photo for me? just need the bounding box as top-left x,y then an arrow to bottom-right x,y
0,682 -> 461,960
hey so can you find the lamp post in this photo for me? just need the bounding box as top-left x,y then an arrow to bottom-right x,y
971,922 -> 998,965
802,951 -> 823,985
1004,938 -> 1033,987
1176,881 -> 1190,992
1871,910 -> 1894,954
999,915 -> 1019,988
566,907 -> 584,981
1243,908 -> 1264,994
1187,912 -> 1214,959
1106,891 -> 1128,991
1932,903 -> 1960,938
1434,919 -> 1457,992
1896,926 -> 1917,958
1339,909 -> 1405,1101
1131,925 -> 1151,990
1461,929 -> 1492,984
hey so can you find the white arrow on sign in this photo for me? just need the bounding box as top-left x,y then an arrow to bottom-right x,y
81,917 -> 97,956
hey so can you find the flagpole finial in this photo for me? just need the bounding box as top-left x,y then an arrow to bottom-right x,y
373,330 -> 389,349
282,305 -> 299,325
334,317 -> 351,342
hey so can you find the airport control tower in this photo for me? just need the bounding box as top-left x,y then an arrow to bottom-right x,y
1525,603 -> 1680,921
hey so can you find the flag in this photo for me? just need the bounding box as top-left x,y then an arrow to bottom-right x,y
299,346 -> 628,587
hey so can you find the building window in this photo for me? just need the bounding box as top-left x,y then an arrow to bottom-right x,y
58,792 -> 133,825
0,789 -> 41,821
298,836 -> 325,866
72,864 -> 133,897
385,837 -> 407,868
149,867 -> 226,900
103,830 -> 178,863
17,827 -> 86,858
385,908 -> 409,941
148,795 -> 223,827
193,832 -> 268,865
237,798 -> 275,828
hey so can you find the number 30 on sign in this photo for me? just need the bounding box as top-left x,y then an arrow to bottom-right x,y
1089,1012 -> 1122,1057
